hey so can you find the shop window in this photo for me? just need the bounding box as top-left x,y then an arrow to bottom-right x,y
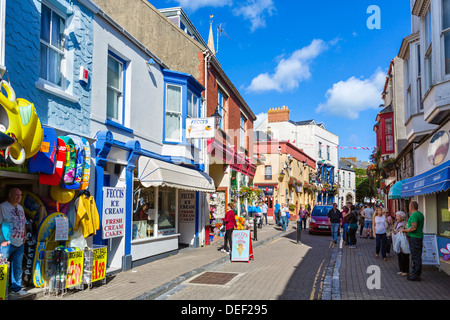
158,187 -> 177,236
132,185 -> 156,240
40,3 -> 66,87
437,191 -> 450,238
217,90 -> 226,132
443,0 -> 450,74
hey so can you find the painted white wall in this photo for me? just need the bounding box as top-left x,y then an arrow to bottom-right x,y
91,15 -> 164,155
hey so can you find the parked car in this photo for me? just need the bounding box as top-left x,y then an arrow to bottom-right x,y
309,205 -> 332,235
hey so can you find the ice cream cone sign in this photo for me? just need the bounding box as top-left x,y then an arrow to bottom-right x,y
237,243 -> 245,256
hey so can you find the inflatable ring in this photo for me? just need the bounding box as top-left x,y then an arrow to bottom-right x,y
32,212 -> 73,288
19,191 -> 48,224
4,143 -> 26,165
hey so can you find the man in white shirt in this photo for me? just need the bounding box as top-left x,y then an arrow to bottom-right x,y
362,204 -> 374,239
0,188 -> 27,296
261,202 -> 268,226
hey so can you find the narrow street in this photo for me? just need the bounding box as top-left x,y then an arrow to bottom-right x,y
156,229 -> 338,300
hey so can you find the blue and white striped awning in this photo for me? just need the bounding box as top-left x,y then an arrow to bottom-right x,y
401,160 -> 450,198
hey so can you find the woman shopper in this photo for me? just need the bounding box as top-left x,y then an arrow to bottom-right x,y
222,203 -> 237,255
393,211 -> 409,276
348,205 -> 359,248
385,213 -> 394,257
341,206 -> 350,245
372,207 -> 387,260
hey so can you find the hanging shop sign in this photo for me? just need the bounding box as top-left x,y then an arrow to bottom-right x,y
186,118 -> 216,139
231,230 -> 254,263
102,187 -> 126,239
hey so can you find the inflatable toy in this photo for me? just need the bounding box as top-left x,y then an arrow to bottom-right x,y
39,138 -> 67,186
19,191 -> 48,224
0,131 -> 15,149
50,185 -> 75,204
32,212 -> 73,288
0,80 -> 43,165
28,126 -> 57,174
80,137 -> 91,190
59,136 -> 76,185
22,218 -> 37,286
62,135 -> 84,190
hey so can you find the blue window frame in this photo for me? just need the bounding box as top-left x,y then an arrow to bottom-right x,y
162,69 -> 204,145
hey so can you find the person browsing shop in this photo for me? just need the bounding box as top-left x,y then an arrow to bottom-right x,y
221,203 -> 237,256
403,201 -> 424,281
0,188 -> 28,296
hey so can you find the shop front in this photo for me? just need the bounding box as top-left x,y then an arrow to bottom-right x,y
400,125 -> 450,275
133,156 -> 215,266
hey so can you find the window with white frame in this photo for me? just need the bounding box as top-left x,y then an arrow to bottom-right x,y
318,142 -> 322,158
416,44 -> 423,111
217,90 -> 226,131
385,117 -> 394,152
443,0 -> 450,74
425,7 -> 433,89
107,54 -> 124,123
40,3 -> 65,87
187,90 -> 198,119
327,146 -> 330,161
348,173 -> 351,187
165,84 -> 182,142
240,115 -> 247,149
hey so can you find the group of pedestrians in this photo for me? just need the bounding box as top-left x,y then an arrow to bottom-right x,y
328,201 -> 425,282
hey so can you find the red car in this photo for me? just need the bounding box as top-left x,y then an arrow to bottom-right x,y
309,205 -> 333,234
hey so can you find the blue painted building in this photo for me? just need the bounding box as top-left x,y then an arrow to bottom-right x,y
1,0 -> 215,277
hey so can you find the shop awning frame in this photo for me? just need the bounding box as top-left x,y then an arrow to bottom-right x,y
401,160 -> 450,198
138,157 -> 216,193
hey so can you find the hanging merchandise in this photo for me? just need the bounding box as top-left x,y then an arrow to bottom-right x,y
22,218 -> 37,286
75,191 -> 100,238
62,135 -> 84,190
19,191 -> 48,225
0,80 -> 44,165
28,126 -> 57,174
79,137 -> 91,191
59,136 -> 77,185
39,137 -> 67,186
32,212 -> 73,288
50,185 -> 75,204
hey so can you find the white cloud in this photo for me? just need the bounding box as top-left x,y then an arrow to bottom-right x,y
254,112 -> 268,129
233,0 -> 275,32
247,39 -> 328,93
174,0 -> 232,11
316,68 -> 386,120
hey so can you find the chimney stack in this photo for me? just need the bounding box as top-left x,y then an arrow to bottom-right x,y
268,106 -> 290,123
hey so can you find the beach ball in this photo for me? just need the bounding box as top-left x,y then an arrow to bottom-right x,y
50,185 -> 75,204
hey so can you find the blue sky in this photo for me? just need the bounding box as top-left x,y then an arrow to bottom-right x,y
149,0 -> 411,161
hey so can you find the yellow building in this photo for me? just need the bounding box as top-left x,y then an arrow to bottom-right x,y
253,141 -> 317,219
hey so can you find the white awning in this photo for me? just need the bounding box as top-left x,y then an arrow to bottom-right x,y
138,157 -> 216,193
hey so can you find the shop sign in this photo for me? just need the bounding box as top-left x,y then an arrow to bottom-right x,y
0,264 -> 7,300
66,250 -> 84,289
179,191 -> 196,223
55,216 -> 69,241
91,246 -> 107,283
186,118 -> 216,139
231,230 -> 254,263
422,234 -> 440,266
102,187 -> 126,239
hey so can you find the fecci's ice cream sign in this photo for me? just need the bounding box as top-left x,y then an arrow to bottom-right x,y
186,118 -> 216,139
102,187 -> 126,239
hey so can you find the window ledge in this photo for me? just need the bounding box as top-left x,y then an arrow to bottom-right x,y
35,79 -> 78,104
105,119 -> 134,134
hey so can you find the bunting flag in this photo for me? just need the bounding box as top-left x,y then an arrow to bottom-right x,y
259,139 -> 376,150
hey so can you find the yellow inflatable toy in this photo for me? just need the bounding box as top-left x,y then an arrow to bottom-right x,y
0,80 -> 43,165
50,185 -> 75,204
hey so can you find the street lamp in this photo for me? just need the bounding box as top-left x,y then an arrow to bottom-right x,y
211,105 -> 222,128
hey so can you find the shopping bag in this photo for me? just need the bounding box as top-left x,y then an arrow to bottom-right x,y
392,232 -> 401,253
399,232 -> 410,254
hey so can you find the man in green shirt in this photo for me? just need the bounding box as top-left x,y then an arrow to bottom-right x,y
403,201 -> 424,281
